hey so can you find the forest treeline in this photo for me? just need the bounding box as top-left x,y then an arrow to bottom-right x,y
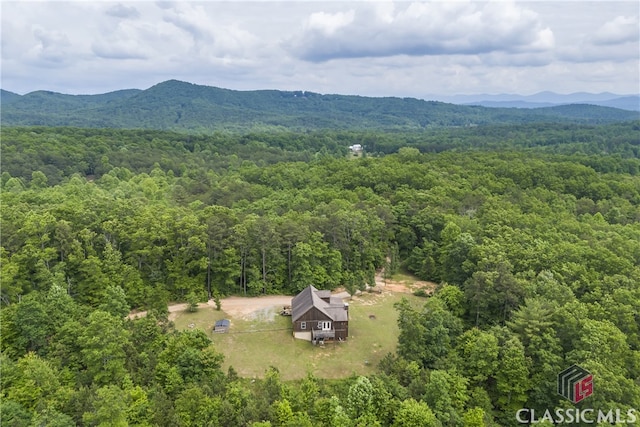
1,124 -> 639,426
3,122 -> 639,186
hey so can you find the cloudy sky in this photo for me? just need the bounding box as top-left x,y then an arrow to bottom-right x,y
1,1 -> 638,99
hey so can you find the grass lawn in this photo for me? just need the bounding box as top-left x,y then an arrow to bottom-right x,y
172,291 -> 425,380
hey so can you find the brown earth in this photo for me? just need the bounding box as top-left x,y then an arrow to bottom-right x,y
127,270 -> 437,321
127,295 -> 295,321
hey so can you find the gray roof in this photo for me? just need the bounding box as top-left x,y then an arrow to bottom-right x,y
325,305 -> 348,322
315,290 -> 331,300
215,319 -> 230,327
291,285 -> 348,322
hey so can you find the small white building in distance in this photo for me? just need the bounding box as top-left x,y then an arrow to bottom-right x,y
349,144 -> 363,153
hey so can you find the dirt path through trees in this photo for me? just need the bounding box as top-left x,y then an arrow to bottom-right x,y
127,274 -> 435,321
128,295 -> 295,321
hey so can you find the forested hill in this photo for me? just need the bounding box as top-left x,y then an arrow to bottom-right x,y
2,80 -> 637,131
0,89 -> 22,105
2,124 -> 640,425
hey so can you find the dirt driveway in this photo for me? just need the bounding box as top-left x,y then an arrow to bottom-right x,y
127,272 -> 435,321
128,295 -> 295,321
216,295 -> 293,320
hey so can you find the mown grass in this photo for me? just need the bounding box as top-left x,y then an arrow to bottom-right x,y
172,291 -> 424,380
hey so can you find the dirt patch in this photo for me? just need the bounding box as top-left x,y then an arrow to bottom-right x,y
382,282 -> 412,293
127,295 -> 294,322
375,279 -> 437,295
245,305 -> 287,322
371,266 -> 437,296
128,273 -> 436,322
220,295 -> 293,320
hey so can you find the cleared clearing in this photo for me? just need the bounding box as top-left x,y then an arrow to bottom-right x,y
171,283 -> 427,380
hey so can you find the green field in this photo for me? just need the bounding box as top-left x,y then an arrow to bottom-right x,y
172,291 -> 425,380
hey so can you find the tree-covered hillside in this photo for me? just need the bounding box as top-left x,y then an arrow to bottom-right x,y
0,89 -> 22,105
2,80 -> 637,131
1,124 -> 639,426
3,122 -> 639,186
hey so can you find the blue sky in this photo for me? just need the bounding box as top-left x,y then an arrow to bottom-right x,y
1,1 -> 638,98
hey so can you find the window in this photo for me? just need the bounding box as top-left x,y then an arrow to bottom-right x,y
318,321 -> 332,331
300,322 -> 306,330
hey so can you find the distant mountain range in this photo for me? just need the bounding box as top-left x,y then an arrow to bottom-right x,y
435,91 -> 640,111
1,80 -> 638,132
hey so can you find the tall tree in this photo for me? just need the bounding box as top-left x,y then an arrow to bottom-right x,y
82,385 -> 128,427
495,336 -> 530,414
392,399 -> 441,427
456,328 -> 499,385
78,311 -> 130,386
423,370 -> 468,427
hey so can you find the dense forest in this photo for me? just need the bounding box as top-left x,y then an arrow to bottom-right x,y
2,80 -> 638,131
1,122 -> 640,426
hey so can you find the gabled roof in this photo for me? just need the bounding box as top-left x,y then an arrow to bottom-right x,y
315,290 -> 331,300
291,285 -> 325,321
291,285 -> 347,322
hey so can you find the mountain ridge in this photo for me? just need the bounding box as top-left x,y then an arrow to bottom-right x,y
1,79 -> 637,131
438,91 -> 639,111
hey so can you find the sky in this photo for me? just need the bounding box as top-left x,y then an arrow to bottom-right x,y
1,1 -> 639,100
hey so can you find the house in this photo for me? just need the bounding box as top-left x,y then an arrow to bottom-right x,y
291,285 -> 349,343
214,319 -> 230,333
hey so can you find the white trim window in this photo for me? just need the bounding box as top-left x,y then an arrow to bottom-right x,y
318,321 -> 332,331
300,322 -> 306,330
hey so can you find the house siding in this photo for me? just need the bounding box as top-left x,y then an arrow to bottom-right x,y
291,285 -> 349,342
293,307 -> 332,333
334,320 -> 348,341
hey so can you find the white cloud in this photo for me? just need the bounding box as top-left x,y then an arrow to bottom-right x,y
105,4 -> 140,20
92,39 -> 148,60
157,2 -> 264,61
162,3 -> 215,42
557,13 -> 639,63
0,1 -> 637,97
91,18 -> 165,60
26,27 -> 74,67
592,15 -> 639,45
305,10 -> 355,36
289,1 -> 554,63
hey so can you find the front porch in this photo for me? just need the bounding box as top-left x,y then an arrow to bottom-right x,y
312,329 -> 335,341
